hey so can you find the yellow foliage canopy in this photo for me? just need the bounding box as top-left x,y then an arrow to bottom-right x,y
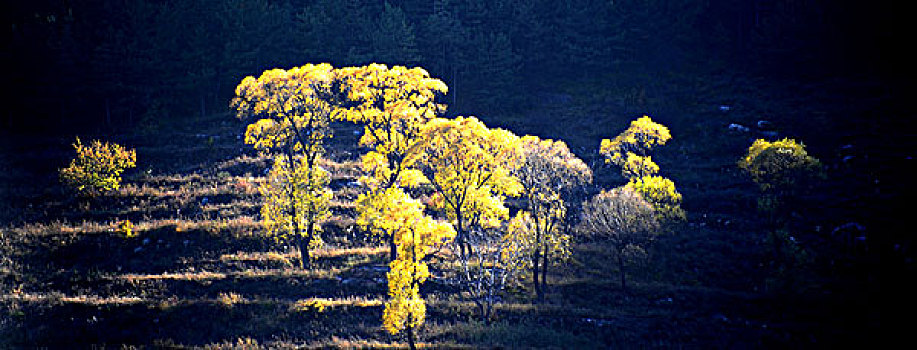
599,115 -> 671,178
232,63 -> 337,158
335,64 -> 448,189
738,138 -> 824,192
626,175 -> 686,221
598,116 -> 683,221
420,116 -> 523,233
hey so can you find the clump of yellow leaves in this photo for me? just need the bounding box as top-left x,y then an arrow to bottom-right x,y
59,137 -> 137,196
600,115 -> 671,176
599,116 -> 683,221
335,64 -> 447,189
738,138 -> 823,192
625,175 -> 686,221
118,219 -> 136,238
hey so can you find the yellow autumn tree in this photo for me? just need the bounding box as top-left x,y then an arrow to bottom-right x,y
418,116 -> 523,258
365,187 -> 455,350
260,155 -> 332,267
231,63 -> 337,267
600,115 -> 685,221
334,64 -> 449,261
508,135 -> 592,302
738,138 -> 824,217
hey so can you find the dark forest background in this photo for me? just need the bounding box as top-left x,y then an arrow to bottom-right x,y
3,0 -> 911,133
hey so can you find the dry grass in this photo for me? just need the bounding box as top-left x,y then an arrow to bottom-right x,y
119,270 -> 228,282
1,292 -> 146,306
290,296 -> 382,313
11,220 -> 112,237
220,251 -> 298,264
311,246 -> 388,259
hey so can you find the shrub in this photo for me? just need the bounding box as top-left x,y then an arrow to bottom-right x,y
118,220 -> 136,238
59,137 -> 136,196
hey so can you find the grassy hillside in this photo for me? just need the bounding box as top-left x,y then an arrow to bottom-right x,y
0,66 -> 894,348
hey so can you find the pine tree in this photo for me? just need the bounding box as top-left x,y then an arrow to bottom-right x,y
370,2 -> 421,65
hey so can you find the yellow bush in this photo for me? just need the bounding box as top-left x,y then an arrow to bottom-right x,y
118,220 -> 136,238
59,137 -> 136,196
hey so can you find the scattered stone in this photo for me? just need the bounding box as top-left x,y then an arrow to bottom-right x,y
832,222 -> 865,235
719,105 -> 732,112
583,318 -> 613,327
728,123 -> 750,132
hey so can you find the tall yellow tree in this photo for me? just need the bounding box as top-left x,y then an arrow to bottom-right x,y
600,115 -> 685,221
509,135 -> 592,301
419,116 -> 523,259
365,187 -> 455,350
335,64 -> 449,260
231,63 -> 337,267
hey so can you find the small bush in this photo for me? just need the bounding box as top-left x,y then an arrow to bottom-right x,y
118,220 -> 136,238
59,137 -> 136,196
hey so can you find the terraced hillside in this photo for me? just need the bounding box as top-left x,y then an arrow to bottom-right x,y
1,68 -> 891,348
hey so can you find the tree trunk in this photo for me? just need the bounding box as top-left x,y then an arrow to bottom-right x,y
532,250 -> 542,303
297,235 -> 310,269
541,242 -> 549,300
406,323 -> 416,350
287,151 -> 304,269
389,234 -> 398,262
